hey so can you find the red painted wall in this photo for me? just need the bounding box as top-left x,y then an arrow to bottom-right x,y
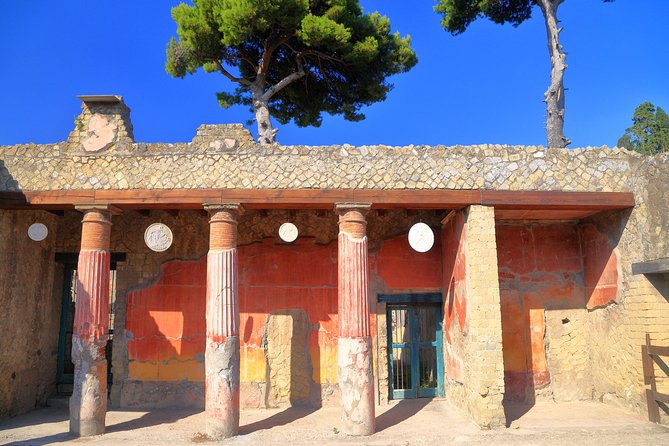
125,234 -> 442,397
441,211 -> 467,382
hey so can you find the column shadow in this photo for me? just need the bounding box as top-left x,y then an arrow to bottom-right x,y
105,408 -> 200,433
240,406 -> 318,434
375,398 -> 431,432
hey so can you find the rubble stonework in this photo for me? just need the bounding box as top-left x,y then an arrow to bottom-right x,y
0,139 -> 646,192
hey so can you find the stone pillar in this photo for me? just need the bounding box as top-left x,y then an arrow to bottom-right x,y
70,206 -> 113,437
204,203 -> 242,439
462,205 -> 505,428
336,203 -> 375,436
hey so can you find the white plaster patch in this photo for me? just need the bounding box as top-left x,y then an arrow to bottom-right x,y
83,114 -> 118,152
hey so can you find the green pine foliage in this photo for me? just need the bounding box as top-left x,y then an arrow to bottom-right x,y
617,102 -> 669,155
166,0 -> 417,138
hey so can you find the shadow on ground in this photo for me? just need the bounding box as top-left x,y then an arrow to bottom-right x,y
241,406 -> 319,434
375,398 -> 431,432
503,402 -> 532,427
106,408 -> 199,433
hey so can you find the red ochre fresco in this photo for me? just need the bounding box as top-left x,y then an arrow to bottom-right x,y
441,212 -> 467,382
496,222 -> 618,402
125,234 -> 441,391
581,223 -> 619,310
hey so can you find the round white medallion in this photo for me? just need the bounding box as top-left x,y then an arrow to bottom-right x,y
28,223 -> 48,241
278,222 -> 298,243
408,222 -> 434,253
144,223 -> 173,252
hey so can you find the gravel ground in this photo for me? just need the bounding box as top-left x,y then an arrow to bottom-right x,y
0,399 -> 667,446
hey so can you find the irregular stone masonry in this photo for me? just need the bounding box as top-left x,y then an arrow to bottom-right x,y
0,124 -> 662,192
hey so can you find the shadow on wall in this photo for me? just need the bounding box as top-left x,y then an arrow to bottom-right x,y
646,274 -> 669,305
0,159 -> 20,192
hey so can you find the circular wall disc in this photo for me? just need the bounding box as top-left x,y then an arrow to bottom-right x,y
28,223 -> 48,241
278,222 -> 298,243
408,222 -> 434,253
144,223 -> 173,252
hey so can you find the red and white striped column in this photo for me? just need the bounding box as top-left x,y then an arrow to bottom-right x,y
336,203 -> 375,435
70,205 -> 113,436
204,203 -> 242,439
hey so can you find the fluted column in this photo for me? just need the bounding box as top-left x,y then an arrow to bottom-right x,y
204,203 -> 242,439
336,203 -> 375,436
70,205 -> 113,437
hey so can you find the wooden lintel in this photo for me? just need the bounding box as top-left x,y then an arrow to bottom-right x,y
632,258 -> 669,275
0,189 -> 635,217
482,190 -> 636,210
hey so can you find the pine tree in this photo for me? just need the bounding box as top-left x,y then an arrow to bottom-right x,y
434,0 -> 614,148
166,0 -> 417,144
617,102 -> 669,155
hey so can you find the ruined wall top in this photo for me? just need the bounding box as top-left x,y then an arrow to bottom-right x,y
0,96 -> 668,193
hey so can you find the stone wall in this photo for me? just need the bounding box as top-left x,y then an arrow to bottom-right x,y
0,211 -> 62,419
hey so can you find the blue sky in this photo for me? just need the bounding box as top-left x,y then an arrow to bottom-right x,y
0,1 -> 666,148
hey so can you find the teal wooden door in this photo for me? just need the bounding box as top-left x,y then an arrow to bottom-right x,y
387,303 -> 444,399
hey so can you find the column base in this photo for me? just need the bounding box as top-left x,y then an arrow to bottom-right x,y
338,336 -> 375,436
206,336 -> 240,439
69,418 -> 105,437
69,338 -> 107,437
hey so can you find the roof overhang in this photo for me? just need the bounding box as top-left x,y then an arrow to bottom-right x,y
0,189 -> 635,220
632,258 -> 669,275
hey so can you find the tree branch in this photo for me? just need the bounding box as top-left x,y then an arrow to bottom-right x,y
202,56 -> 252,86
260,55 -> 305,102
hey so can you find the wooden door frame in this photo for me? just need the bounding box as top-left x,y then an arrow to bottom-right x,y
380,293 -> 445,400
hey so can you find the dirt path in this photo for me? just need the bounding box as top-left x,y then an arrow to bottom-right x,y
1,399 -> 667,445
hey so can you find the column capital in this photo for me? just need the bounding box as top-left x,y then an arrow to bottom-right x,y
334,202 -> 372,215
336,203 -> 371,239
74,203 -> 122,215
204,202 -> 244,216
206,203 -> 241,251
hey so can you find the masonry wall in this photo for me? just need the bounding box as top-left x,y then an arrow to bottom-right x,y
0,210 -> 62,419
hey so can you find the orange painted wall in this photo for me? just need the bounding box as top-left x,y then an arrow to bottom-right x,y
581,223 -> 619,309
125,234 -> 442,390
496,223 -> 585,402
496,222 -> 618,402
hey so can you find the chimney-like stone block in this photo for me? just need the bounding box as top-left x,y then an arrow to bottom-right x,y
191,124 -> 255,151
67,95 -> 134,153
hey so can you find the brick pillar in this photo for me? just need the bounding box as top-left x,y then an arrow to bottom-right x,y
70,206 -> 113,437
462,205 -> 505,428
336,203 -> 375,436
204,203 -> 242,439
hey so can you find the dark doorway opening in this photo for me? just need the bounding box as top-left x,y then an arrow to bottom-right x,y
55,253 -> 125,395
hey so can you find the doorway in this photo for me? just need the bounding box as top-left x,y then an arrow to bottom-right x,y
55,253 -> 125,394
382,293 -> 444,400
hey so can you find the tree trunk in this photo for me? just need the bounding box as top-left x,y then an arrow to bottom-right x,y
252,86 -> 277,145
538,0 -> 570,148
